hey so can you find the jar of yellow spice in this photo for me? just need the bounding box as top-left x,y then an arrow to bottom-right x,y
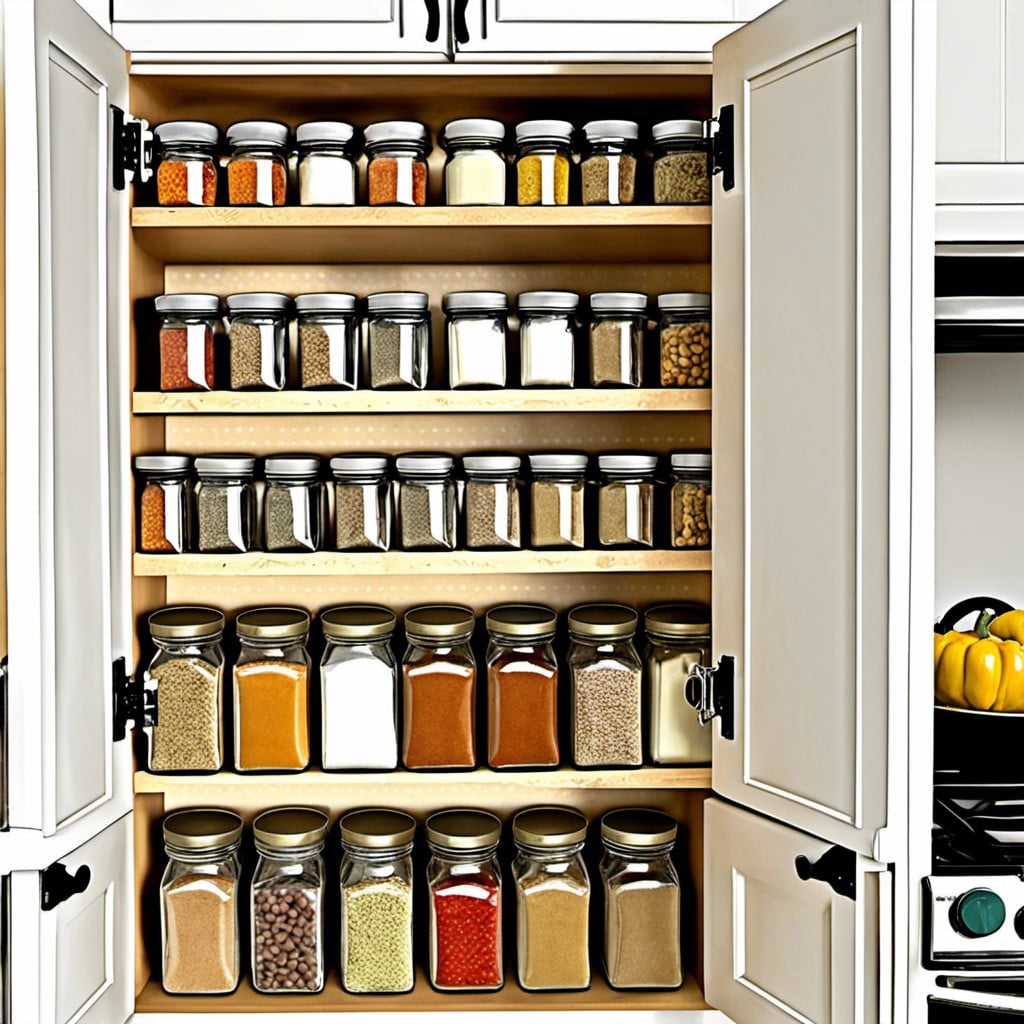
515,120 -> 573,206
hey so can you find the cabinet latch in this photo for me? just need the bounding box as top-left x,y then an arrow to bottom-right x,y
685,655 -> 734,740
795,844 -> 857,901
111,106 -> 154,191
706,105 -> 735,192
113,657 -> 150,741
40,861 -> 91,911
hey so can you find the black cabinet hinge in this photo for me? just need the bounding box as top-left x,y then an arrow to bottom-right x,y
795,845 -> 857,901
113,657 -> 148,741
707,105 -> 735,192
111,105 -> 153,192
41,861 -> 91,911
685,654 -> 735,740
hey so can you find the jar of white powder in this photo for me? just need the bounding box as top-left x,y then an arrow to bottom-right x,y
441,118 -> 507,206
297,121 -> 358,206
443,291 -> 509,388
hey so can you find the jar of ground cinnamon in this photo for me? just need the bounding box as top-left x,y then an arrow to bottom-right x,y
153,121 -> 218,206
226,121 -> 288,206
364,121 -> 429,206
135,454 -> 192,553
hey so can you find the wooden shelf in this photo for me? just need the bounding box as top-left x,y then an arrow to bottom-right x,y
129,205 -> 711,264
133,550 -> 711,577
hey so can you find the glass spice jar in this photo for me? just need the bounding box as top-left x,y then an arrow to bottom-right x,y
251,808 -> 329,994
365,121 -> 429,206
600,809 -> 683,990
515,120 -> 573,206
226,120 -> 288,206
155,293 -> 219,392
444,291 -> 508,389
144,607 -> 225,773
657,292 -> 711,388
366,292 -> 431,390
396,453 -> 457,551
589,292 -> 647,387
580,120 -> 638,206
153,121 -> 218,207
226,292 -> 290,391
160,809 -> 243,995
426,809 -> 504,991
441,118 -> 507,206
233,608 -> 312,772
512,807 -> 591,991
339,809 -> 416,995
262,456 -> 323,553
670,451 -> 711,549
463,454 -> 521,550
135,454 -> 191,554
402,605 -> 477,769
330,455 -> 391,552
320,606 -> 399,771
518,291 -> 578,388
194,455 -> 256,554
486,605 -> 559,769
296,121 -> 358,206
529,452 -> 588,549
652,119 -> 710,205
296,293 -> 359,390
567,604 -> 642,768
596,453 -> 657,548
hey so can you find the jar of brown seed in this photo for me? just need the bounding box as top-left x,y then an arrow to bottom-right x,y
194,455 -> 257,553
366,292 -> 430,390
596,453 -> 657,548
652,119 -> 710,205
330,454 -> 391,551
263,455 -> 323,552
528,453 -> 588,549
463,454 -> 522,550
657,292 -> 710,388
581,119 -> 638,205
226,292 -> 290,390
395,453 -> 457,550
296,293 -> 359,390
669,451 -> 710,550
588,292 -> 647,387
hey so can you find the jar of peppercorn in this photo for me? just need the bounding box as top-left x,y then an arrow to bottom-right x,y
155,293 -> 219,392
135,454 -> 192,554
153,121 -> 218,206
226,121 -> 289,206
426,809 -> 504,992
364,121 -> 430,206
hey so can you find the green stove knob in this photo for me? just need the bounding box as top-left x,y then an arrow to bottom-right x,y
952,888 -> 1006,938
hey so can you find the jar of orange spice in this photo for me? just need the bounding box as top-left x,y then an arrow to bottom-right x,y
135,455 -> 192,554
153,121 -> 218,206
155,293 -> 219,392
226,121 -> 288,207
365,121 -> 429,206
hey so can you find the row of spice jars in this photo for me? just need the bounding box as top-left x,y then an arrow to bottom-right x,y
135,450 -> 711,554
153,290 -> 710,393
161,804 -> 684,996
152,117 -> 710,208
142,602 -> 711,775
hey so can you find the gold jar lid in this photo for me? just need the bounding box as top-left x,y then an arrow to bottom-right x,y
426,809 -> 502,851
339,809 -> 417,849
568,603 -> 638,640
236,607 -> 310,641
644,603 -> 711,639
253,807 -> 329,848
163,808 -> 243,850
512,807 -> 588,848
321,605 -> 397,641
149,606 -> 225,641
601,808 -> 677,848
404,605 -> 475,642
485,604 -> 557,640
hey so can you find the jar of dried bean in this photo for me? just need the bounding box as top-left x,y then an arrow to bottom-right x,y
444,291 -> 508,389
262,455 -> 323,552
155,293 -> 219,392
567,604 -> 642,768
589,292 -> 647,387
652,120 -> 710,205
396,453 -> 456,551
296,293 -> 359,390
226,293 -> 290,391
365,121 -> 429,206
512,807 -> 591,991
296,121 -> 358,206
402,605 -> 476,769
426,809 -> 504,991
226,121 -> 288,206
581,120 -> 637,206
154,121 -> 218,206
463,454 -> 521,550
330,454 -> 391,551
597,452 -> 657,548
144,607 -> 225,773
529,452 -> 587,549
160,809 -> 243,995
670,451 -> 710,549
136,454 -> 191,553
251,807 -> 329,994
599,809 -> 682,989
657,292 -> 710,388
516,120 -> 572,206
194,455 -> 256,554
339,809 -> 416,994
366,292 -> 430,390
233,608 -> 311,772
441,118 -> 507,206
518,291 -> 579,387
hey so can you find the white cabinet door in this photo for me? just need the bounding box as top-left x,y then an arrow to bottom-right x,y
3,0 -> 133,835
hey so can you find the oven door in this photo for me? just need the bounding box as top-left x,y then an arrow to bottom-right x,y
932,980 -> 1024,1019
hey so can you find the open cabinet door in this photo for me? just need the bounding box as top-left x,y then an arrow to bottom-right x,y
3,0 -> 133,835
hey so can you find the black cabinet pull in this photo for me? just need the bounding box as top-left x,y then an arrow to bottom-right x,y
41,862 -> 91,911
454,0 -> 470,44
423,0 -> 440,42
794,845 -> 856,901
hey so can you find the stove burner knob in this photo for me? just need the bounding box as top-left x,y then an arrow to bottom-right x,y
951,888 -> 1006,938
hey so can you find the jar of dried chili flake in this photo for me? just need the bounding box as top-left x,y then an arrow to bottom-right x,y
155,293 -> 219,392
364,121 -> 429,206
425,809 -> 504,992
154,121 -> 219,206
135,454 -> 192,553
226,121 -> 289,207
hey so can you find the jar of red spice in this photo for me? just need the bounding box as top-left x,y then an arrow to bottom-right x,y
155,293 -> 219,392
426,809 -> 504,992
153,121 -> 218,206
226,121 -> 288,206
135,455 -> 192,553
364,121 -> 429,206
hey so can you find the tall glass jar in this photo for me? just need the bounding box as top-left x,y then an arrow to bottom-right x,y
512,807 -> 591,991
670,451 -> 711,548
645,604 -> 712,765
233,608 -> 311,772
396,453 -> 457,551
589,292 -> 647,387
154,121 -> 218,206
402,605 -> 476,769
580,120 -> 638,205
320,606 -> 399,770
136,454 -> 191,553
426,809 -> 504,991
529,452 -> 588,549
251,807 -> 329,994
596,452 -> 657,548
296,121 -> 358,206
331,455 -> 391,551
568,604 -> 642,768
194,455 -> 256,554
486,605 -> 559,768
296,293 -> 359,390
441,118 -> 507,206
518,291 -> 578,388
463,454 -> 521,550
226,121 -> 288,206
657,293 -> 710,388
226,292 -> 290,391
155,293 -> 219,391
263,455 -> 323,553
600,809 -> 683,990
144,607 -> 225,773
652,120 -> 710,205
365,121 -> 429,206
339,809 -> 416,994
444,291 -> 508,389
366,292 -> 431,390
160,809 -> 243,995
515,120 -> 572,206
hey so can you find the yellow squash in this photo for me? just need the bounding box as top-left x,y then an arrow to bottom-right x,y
935,610 -> 1024,712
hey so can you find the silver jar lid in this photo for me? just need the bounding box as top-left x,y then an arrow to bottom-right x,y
253,807 -> 329,849
226,120 -> 289,148
513,807 -> 588,848
658,291 -> 711,312
296,121 -> 356,146
154,293 -> 220,315
652,119 -> 704,142
236,607 -> 310,641
515,119 -> 574,144
194,455 -> 256,478
426,809 -> 502,851
485,603 -> 557,640
364,120 -> 429,148
463,454 -> 520,475
155,121 -> 219,146
395,453 -> 454,476
163,809 -> 243,851
671,451 -> 711,471
149,606 -> 225,641
591,291 -> 648,313
598,452 -> 658,474
294,293 -> 357,313
135,454 -> 191,475
568,603 -> 638,640
443,291 -> 508,313
321,605 -> 397,641
404,605 -> 475,642
264,455 -> 321,479
340,808 -> 417,849
601,808 -> 677,848
518,290 -> 580,313
330,454 -> 389,476
226,292 -> 290,313
367,291 -> 429,313
645,603 -> 711,639
583,119 -> 639,143
442,118 -> 506,144
529,452 -> 588,473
